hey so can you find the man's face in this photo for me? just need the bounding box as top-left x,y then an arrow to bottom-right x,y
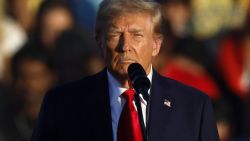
99,13 -> 162,81
41,8 -> 73,48
16,59 -> 55,104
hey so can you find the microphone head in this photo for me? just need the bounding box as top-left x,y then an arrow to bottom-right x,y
128,63 -> 151,93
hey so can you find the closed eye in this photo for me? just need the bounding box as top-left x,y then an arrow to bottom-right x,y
106,33 -> 121,40
133,33 -> 143,37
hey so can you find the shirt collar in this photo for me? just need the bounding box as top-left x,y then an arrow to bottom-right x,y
107,65 -> 153,102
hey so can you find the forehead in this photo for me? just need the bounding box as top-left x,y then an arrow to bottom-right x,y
107,12 -> 153,30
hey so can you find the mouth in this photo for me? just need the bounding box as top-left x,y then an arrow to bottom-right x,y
118,58 -> 136,64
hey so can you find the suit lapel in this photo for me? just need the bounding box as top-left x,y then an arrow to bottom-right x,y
86,69 -> 174,141
89,69 -> 114,141
148,71 -> 174,141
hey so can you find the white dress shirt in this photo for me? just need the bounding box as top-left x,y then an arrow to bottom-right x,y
107,66 -> 153,141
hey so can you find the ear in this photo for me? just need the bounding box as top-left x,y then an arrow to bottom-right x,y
152,35 -> 163,56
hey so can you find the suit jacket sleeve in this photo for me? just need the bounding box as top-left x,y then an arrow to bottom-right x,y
200,97 -> 220,141
32,89 -> 57,141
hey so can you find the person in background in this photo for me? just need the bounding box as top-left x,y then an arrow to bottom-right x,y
0,46 -> 56,141
0,84 -> 10,140
29,0 -> 75,51
214,98 -> 249,141
0,0 -> 27,85
67,0 -> 102,33
160,0 -> 191,39
6,0 -> 42,32
53,28 -> 104,85
153,0 -> 192,74
162,37 -> 221,101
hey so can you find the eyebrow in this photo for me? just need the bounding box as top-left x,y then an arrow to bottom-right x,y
107,26 -> 144,34
107,25 -> 122,33
128,29 -> 143,33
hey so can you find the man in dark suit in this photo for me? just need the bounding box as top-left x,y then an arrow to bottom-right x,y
32,0 -> 220,141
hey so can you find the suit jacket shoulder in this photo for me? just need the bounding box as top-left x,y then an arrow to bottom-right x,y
154,70 -> 209,100
32,69 -> 114,141
148,71 -> 219,141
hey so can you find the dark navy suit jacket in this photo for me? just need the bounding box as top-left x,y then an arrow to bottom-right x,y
32,69 -> 220,141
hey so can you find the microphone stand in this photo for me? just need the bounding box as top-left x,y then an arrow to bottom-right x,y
134,89 -> 150,141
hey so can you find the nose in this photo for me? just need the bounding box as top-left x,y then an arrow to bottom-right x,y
118,33 -> 130,52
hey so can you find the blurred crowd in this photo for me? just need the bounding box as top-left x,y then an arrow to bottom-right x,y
0,0 -> 250,141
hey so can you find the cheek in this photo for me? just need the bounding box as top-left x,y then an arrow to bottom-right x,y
107,39 -> 118,49
101,45 -> 115,64
137,41 -> 155,66
141,49 -> 153,61
138,41 -> 154,57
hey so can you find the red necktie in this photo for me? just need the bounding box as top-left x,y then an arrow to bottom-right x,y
117,89 -> 143,141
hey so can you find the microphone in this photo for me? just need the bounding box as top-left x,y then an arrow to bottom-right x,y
128,63 -> 150,101
128,63 -> 150,141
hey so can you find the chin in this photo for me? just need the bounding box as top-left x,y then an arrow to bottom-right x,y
109,66 -> 128,77
116,67 -> 128,76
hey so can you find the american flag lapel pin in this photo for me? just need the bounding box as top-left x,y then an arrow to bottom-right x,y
164,99 -> 171,108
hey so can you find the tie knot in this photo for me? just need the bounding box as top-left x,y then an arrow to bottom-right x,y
122,89 -> 136,102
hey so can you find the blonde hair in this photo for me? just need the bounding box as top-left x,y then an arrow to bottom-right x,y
95,0 -> 162,40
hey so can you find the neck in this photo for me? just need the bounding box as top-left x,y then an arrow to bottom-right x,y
107,69 -> 133,89
113,73 -> 132,89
